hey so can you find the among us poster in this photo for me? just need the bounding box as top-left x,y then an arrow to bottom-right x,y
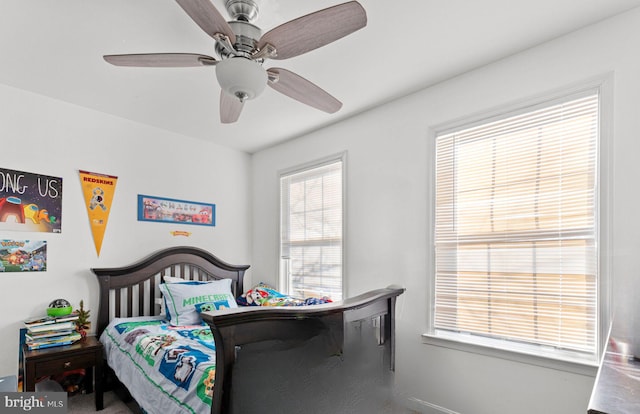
0,168 -> 62,233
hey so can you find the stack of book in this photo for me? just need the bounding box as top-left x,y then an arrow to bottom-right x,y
24,312 -> 82,350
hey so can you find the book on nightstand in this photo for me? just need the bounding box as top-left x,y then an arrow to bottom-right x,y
24,313 -> 81,350
25,329 -> 75,340
26,321 -> 76,334
24,311 -> 79,328
25,331 -> 82,350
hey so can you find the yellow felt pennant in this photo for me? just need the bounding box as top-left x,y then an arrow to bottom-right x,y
79,170 -> 117,256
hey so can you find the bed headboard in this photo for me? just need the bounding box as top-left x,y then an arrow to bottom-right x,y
91,246 -> 250,337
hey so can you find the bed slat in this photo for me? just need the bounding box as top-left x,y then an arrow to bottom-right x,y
115,290 -> 121,318
138,281 -> 145,316
149,279 -> 156,316
127,286 -> 133,317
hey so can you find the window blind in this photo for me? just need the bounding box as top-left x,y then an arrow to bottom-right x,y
280,159 -> 343,301
434,93 -> 598,356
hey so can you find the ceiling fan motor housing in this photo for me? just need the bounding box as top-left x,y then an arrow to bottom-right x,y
217,20 -> 262,58
225,0 -> 259,22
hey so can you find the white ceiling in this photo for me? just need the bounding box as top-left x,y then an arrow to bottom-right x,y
2,0 -> 640,153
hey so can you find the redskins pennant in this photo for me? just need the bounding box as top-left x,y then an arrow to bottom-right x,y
79,170 -> 118,256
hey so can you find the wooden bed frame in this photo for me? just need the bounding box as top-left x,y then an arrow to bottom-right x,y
92,246 -> 404,414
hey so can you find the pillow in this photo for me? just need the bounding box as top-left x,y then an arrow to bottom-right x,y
159,276 -> 229,316
236,282 -> 289,306
237,282 -> 332,307
163,275 -> 186,284
159,279 -> 237,326
194,301 -> 233,313
156,276 -> 187,316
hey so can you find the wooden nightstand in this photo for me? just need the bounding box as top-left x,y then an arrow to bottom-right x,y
22,336 -> 103,411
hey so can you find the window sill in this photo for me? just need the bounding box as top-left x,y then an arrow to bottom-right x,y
422,332 -> 599,377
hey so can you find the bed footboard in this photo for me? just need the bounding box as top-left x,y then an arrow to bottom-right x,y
201,286 -> 405,414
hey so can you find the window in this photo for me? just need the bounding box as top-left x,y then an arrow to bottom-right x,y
280,155 -> 344,301
432,91 -> 600,362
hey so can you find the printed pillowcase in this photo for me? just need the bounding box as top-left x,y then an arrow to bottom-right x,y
237,282 -> 333,307
159,278 -> 237,326
236,282 -> 292,306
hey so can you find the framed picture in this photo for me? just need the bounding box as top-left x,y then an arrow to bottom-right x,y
137,195 -> 215,226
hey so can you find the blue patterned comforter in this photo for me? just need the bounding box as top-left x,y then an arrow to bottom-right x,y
100,316 -> 216,414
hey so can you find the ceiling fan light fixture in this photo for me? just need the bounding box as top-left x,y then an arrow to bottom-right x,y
216,57 -> 267,102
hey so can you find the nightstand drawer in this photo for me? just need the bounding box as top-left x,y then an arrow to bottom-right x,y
34,352 -> 97,377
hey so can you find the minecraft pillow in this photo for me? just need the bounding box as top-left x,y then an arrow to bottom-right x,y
158,275 -> 186,316
159,279 -> 237,326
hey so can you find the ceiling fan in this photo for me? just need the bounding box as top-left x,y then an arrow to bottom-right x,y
103,0 -> 367,123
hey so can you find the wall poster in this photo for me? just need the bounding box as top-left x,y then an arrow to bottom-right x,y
0,239 -> 47,272
0,168 -> 62,233
138,195 -> 215,226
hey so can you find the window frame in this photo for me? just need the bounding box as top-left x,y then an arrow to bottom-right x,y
424,77 -> 612,374
278,152 -> 347,301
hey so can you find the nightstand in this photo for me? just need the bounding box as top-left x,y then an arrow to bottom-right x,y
22,336 -> 103,411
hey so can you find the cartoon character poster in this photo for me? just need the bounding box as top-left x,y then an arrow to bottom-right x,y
79,170 -> 118,257
0,239 -> 47,272
0,168 -> 62,233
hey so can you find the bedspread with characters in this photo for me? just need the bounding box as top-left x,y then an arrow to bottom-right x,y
100,316 -> 217,414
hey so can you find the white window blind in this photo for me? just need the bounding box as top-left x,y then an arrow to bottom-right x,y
280,158 -> 343,301
434,92 -> 599,357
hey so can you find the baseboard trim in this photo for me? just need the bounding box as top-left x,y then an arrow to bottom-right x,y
405,397 -> 461,414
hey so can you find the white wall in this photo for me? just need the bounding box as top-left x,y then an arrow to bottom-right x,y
251,8 -> 640,414
0,85 -> 252,377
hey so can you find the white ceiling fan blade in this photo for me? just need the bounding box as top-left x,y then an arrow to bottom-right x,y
175,0 -> 236,44
103,53 -> 217,67
220,91 -> 244,123
257,1 -> 366,60
267,68 -> 342,113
